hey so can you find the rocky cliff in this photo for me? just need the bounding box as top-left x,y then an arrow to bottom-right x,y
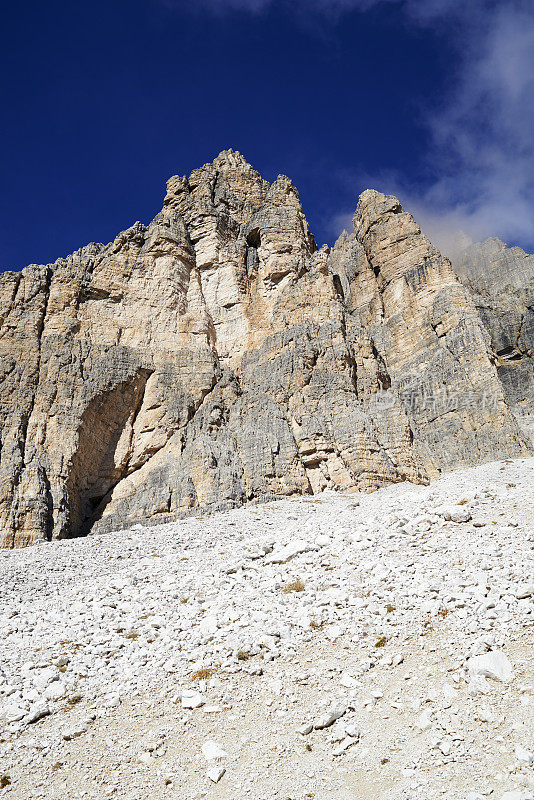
452,238 -> 534,445
0,150 -> 531,547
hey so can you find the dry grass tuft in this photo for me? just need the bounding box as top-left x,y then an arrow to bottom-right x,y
237,650 -> 251,661
191,667 -> 217,680
283,579 -> 305,593
64,694 -> 82,711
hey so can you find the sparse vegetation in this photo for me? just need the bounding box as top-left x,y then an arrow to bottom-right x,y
191,667 -> 218,680
237,650 -> 251,661
64,694 -> 82,710
0,776 -> 11,789
0,455 -> 527,800
283,579 -> 305,593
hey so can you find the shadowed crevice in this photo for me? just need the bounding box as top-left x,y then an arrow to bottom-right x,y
65,369 -> 152,537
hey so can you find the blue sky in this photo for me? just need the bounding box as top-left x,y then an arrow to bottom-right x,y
1,0 -> 533,270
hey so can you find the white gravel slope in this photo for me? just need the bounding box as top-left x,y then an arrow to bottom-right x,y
0,457 -> 533,800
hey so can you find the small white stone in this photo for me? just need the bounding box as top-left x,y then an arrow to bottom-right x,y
439,506 -> 472,523
31,668 -> 59,691
265,540 -> 317,564
104,694 -> 121,708
202,740 -> 228,760
181,690 -> 205,709
416,709 -> 433,730
4,704 -> 25,723
326,624 -> 343,640
515,745 -> 533,765
44,681 -> 67,701
478,705 -> 494,723
297,723 -> 313,735
206,767 -> 225,783
314,705 -> 346,730
500,792 -> 528,800
339,672 -> 359,689
333,737 -> 355,756
23,702 -> 49,725
468,675 -> 489,695
468,650 -> 513,682
438,739 -> 452,756
62,724 -> 87,741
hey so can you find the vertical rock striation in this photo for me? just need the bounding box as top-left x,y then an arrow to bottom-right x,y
452,238 -> 534,444
0,151 -> 530,547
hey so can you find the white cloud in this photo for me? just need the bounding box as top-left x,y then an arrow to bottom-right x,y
413,2 -> 534,254
325,1 -> 534,255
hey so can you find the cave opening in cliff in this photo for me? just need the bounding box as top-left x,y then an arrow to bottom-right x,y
333,274 -> 345,301
65,370 -> 151,537
246,227 -> 261,248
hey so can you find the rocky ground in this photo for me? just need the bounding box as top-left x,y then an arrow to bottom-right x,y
0,457 -> 533,800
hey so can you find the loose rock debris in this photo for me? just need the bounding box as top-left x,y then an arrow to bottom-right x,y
0,457 -> 532,799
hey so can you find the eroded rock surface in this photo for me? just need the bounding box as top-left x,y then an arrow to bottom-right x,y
0,151 -> 530,546
452,238 -> 534,444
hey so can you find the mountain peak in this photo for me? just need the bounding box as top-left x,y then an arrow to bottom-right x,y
0,153 -> 531,547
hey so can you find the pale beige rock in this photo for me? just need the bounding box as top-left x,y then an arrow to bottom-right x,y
0,152 -> 530,547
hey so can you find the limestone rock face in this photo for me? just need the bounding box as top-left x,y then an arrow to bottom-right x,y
0,151 -> 530,547
452,238 -> 534,444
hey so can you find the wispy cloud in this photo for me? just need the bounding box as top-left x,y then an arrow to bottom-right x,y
168,0 -> 534,254
166,0 -> 484,20
325,1 -> 534,255
405,1 -> 534,255
167,0 -> 382,15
